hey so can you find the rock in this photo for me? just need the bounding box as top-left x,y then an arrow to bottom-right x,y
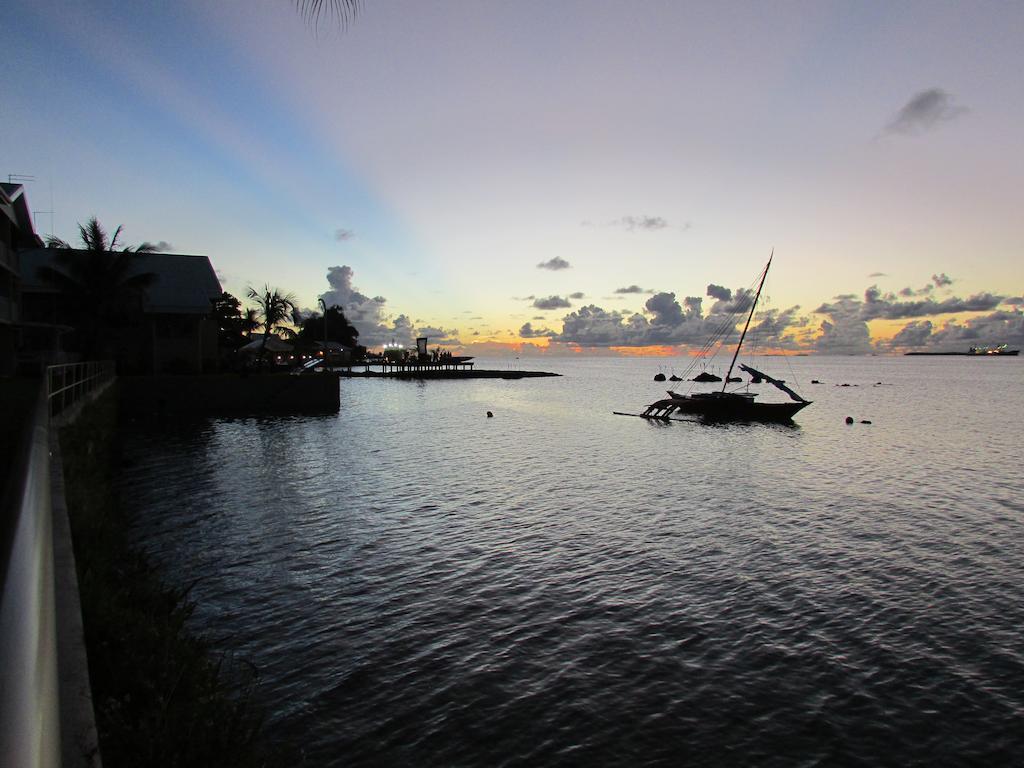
726,376 -> 742,383
486,411 -> 494,418
811,379 -> 821,384
845,416 -> 854,424
669,375 -> 682,381
693,371 -> 722,382
654,373 -> 666,381
860,419 -> 872,424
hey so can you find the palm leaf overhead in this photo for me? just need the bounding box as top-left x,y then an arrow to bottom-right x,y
294,0 -> 360,28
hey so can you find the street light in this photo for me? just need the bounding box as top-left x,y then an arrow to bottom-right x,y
318,297 -> 328,366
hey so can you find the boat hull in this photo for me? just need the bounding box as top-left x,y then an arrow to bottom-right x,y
668,395 -> 811,422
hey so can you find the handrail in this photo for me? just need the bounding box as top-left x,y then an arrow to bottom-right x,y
46,361 -> 115,422
0,385 -> 61,768
0,361 -> 114,767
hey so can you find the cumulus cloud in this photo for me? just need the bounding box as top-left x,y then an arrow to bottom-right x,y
334,228 -> 355,241
706,284 -> 732,301
519,322 -> 555,338
537,256 -> 571,270
569,291 -> 586,300
548,281 -> 809,350
319,265 -> 429,347
1004,297 -> 1023,306
885,88 -> 967,135
884,309 -> 1024,351
851,285 -> 1004,320
533,295 -> 572,310
614,285 -> 648,294
932,272 -> 953,288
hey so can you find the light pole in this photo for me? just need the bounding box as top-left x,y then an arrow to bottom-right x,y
318,298 -> 328,367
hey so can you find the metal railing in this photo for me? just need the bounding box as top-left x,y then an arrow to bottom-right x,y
0,385 -> 61,768
46,361 -> 115,421
1,362 -> 114,767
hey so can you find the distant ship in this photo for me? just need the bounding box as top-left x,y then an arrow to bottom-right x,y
905,344 -> 1020,356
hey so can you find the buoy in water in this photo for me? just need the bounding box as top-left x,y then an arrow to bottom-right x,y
486,411 -> 494,418
845,416 -> 854,424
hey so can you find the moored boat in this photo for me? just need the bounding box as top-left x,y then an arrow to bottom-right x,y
633,252 -> 812,423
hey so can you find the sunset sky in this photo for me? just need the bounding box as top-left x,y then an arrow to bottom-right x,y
4,0 -> 1022,354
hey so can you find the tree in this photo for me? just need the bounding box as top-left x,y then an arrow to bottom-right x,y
44,216 -> 156,253
296,304 -> 360,348
246,285 -> 297,365
38,217 -> 157,360
210,292 -> 249,351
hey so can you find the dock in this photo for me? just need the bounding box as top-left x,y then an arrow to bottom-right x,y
338,361 -> 559,379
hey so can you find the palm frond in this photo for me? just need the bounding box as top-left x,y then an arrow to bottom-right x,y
109,225 -> 124,252
295,0 -> 360,29
79,217 -> 109,251
44,235 -> 71,249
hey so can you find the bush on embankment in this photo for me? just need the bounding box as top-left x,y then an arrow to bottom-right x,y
60,385 -> 285,767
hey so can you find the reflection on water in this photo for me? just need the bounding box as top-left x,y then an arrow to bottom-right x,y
122,357 -> 1024,765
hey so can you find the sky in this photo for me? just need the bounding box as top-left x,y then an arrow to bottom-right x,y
3,0 -> 1022,355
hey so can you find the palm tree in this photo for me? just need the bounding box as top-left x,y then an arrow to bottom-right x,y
246,285 -> 298,366
44,216 -> 156,253
243,308 -> 260,340
38,217 -> 157,360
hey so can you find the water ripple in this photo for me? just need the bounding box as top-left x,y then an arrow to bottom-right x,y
120,357 -> 1024,766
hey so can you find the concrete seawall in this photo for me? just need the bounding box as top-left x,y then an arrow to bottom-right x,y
119,373 -> 341,415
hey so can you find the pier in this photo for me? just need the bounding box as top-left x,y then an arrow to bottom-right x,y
338,360 -> 558,380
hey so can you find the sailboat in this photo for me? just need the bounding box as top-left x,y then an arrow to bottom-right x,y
639,252 -> 811,422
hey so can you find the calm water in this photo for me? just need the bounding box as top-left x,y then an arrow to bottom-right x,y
120,357 -> 1024,766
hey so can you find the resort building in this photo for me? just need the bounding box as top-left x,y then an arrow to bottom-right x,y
18,248 -> 223,374
0,183 -> 44,375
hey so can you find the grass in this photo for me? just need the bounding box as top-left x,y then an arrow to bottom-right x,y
59,385 -> 289,767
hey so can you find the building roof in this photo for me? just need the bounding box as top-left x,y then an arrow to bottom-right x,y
238,334 -> 294,353
18,247 -> 222,314
0,184 -> 44,248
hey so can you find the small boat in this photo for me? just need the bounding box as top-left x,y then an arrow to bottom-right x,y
637,252 -> 812,423
968,344 -> 1019,356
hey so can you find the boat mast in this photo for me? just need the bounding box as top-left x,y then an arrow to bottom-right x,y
722,249 -> 773,392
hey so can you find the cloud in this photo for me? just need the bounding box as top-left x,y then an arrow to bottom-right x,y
817,285 -> 1004,323
417,326 -> 460,345
614,285 -> 648,294
537,256 -> 571,270
519,322 -> 555,338
885,88 -> 967,135
884,309 -> 1024,351
1004,297 -> 1023,306
533,295 -> 572,310
612,215 -> 668,231
334,228 -> 355,241
318,265 -> 421,347
868,272 -> 887,278
932,272 -> 953,288
569,291 -> 586,299
706,283 -> 732,301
